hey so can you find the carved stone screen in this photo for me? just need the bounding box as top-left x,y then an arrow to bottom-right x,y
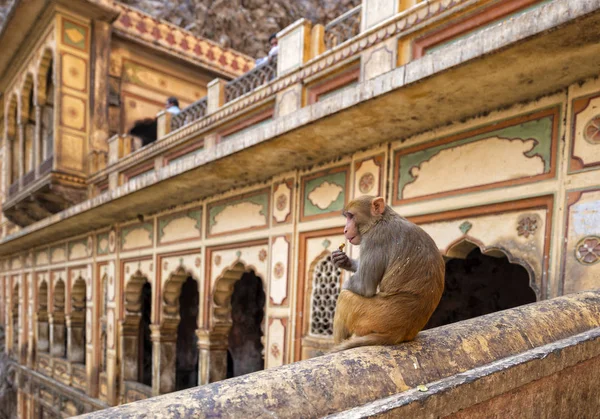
309,254 -> 341,336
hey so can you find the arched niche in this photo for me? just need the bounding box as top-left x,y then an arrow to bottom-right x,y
50,279 -> 67,358
156,267 -> 200,393
121,272 -> 152,388
68,278 -> 86,364
11,283 -> 19,358
99,273 -> 108,374
37,50 -> 54,162
37,281 -> 49,353
201,262 -> 265,384
6,95 -> 19,185
20,73 -> 35,174
426,239 -> 537,330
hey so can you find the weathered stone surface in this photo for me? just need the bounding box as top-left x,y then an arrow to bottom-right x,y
80,291 -> 600,418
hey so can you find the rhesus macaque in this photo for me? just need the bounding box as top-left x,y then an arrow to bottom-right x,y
331,195 -> 444,351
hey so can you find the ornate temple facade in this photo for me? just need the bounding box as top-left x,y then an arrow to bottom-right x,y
0,0 -> 599,416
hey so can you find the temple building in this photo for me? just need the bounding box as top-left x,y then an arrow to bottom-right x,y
0,0 -> 599,417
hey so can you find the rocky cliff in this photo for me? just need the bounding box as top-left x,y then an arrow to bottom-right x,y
0,0 -> 360,58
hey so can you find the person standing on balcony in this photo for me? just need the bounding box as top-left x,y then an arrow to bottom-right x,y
256,34 -> 278,66
166,97 -> 181,115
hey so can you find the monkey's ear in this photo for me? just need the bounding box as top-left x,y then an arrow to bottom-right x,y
371,197 -> 385,216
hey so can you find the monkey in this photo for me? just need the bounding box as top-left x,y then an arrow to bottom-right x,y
330,195 -> 445,351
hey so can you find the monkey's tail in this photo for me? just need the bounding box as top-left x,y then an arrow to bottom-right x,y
330,333 -> 398,353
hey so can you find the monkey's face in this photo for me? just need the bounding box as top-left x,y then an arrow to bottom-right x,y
343,211 -> 362,245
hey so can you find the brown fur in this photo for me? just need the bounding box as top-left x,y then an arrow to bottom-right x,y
331,196 -> 445,352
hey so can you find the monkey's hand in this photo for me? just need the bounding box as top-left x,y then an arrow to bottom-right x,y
331,250 -> 358,272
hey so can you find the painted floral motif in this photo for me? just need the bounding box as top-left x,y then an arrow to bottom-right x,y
517,217 -> 538,238
259,249 -> 268,262
575,236 -> 600,265
215,255 -> 222,266
358,172 -> 376,194
195,257 -> 201,268
270,343 -> 281,359
163,261 -> 169,271
273,262 -> 285,280
322,239 -> 331,249
584,116 -> 600,144
276,194 -> 288,211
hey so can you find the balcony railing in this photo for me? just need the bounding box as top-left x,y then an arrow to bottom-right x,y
23,170 -> 35,188
325,5 -> 361,49
225,56 -> 278,103
40,156 -> 53,176
171,97 -> 208,131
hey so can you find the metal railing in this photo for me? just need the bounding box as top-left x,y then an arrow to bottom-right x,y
22,170 -> 35,188
325,5 -> 362,50
39,156 -> 53,176
8,181 -> 18,197
171,97 -> 208,131
225,56 -> 278,103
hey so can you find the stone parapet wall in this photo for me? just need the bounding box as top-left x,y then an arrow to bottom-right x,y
80,291 -> 600,418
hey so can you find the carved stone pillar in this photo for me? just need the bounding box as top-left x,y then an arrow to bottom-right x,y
66,313 -> 85,363
119,316 -> 141,383
197,327 -> 230,385
150,324 -> 178,396
49,312 -> 66,358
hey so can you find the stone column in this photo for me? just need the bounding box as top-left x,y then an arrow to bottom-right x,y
150,324 -> 178,396
207,79 -> 227,114
277,19 -> 312,77
49,312 -> 66,358
197,327 -> 230,385
90,21 -> 112,167
119,316 -> 140,383
66,313 -> 85,363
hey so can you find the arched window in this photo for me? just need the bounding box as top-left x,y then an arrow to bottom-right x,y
37,281 -> 49,353
100,274 -> 108,373
23,75 -> 35,175
69,278 -> 86,364
7,95 -> 19,186
175,277 -> 199,390
51,279 -> 67,358
138,282 -> 152,386
11,283 -> 19,357
309,254 -> 341,337
41,58 -> 54,162
425,246 -> 536,329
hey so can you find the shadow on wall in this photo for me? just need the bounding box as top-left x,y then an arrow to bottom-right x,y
425,248 -> 536,329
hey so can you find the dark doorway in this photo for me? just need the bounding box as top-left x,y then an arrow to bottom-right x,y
138,282 -> 152,386
226,271 -> 266,378
425,248 -> 536,329
175,277 -> 199,391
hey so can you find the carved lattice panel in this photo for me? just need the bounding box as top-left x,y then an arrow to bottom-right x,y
309,254 -> 341,336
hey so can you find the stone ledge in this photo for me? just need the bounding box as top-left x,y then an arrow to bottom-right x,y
79,291 -> 600,418
1,0 -> 599,256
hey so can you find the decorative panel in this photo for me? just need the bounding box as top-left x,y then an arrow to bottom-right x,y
207,189 -> 270,237
562,189 -> 600,294
269,236 -> 290,306
393,107 -> 559,205
266,317 -> 287,368
570,93 -> 600,172
120,222 -> 154,251
158,207 -> 202,245
300,165 -> 350,221
353,154 -> 384,198
272,179 -> 293,224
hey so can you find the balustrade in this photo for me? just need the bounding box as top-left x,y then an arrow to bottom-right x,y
171,97 -> 208,131
225,56 -> 278,103
325,6 -> 362,49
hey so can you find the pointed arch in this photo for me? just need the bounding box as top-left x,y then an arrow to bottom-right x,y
11,283 -> 19,358
37,49 -> 54,162
21,73 -> 35,174
6,94 -> 19,185
445,236 -> 537,297
69,278 -> 87,364
20,73 -> 35,122
306,250 -> 341,338
37,280 -> 49,353
36,49 -> 54,106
